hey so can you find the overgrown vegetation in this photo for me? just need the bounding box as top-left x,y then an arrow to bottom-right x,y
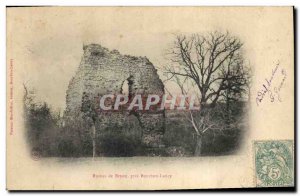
24,86 -> 247,157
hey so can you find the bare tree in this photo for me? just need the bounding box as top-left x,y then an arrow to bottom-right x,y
164,76 -> 231,156
165,31 -> 250,107
164,31 -> 250,155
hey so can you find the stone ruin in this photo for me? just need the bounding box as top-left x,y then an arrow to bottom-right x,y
64,44 -> 165,148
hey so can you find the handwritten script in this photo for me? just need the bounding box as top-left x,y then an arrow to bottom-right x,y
256,61 -> 287,106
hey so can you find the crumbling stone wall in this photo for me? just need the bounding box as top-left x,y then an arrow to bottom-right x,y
64,44 -> 165,148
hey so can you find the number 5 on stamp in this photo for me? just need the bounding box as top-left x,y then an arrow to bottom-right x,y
254,140 -> 294,187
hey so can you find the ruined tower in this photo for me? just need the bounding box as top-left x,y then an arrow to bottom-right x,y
64,44 -> 165,148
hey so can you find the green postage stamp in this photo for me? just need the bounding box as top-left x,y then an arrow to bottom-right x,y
254,140 -> 294,187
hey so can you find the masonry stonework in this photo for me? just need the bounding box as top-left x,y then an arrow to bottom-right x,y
64,44 -> 165,148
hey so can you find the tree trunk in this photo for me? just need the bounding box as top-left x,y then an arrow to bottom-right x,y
194,135 -> 203,156
226,88 -> 230,125
92,124 -> 96,160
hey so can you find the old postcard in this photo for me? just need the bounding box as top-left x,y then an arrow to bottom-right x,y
6,7 -> 294,190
